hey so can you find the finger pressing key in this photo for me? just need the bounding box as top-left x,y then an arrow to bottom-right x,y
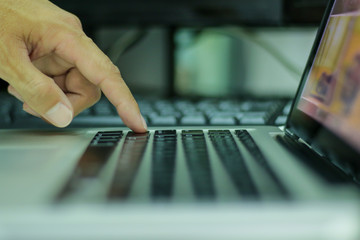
54,32 -> 147,133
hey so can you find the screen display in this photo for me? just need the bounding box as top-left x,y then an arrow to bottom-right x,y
298,0 -> 360,151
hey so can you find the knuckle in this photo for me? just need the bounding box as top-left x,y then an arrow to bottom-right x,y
63,13 -> 82,28
89,88 -> 102,104
96,64 -> 121,87
56,30 -> 85,54
56,31 -> 77,48
27,79 -> 52,99
111,65 -> 121,75
103,60 -> 121,76
79,34 -> 94,44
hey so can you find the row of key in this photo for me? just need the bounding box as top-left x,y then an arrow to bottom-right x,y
59,129 -> 288,201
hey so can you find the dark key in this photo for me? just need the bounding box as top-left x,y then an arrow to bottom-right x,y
108,132 -> 150,199
209,130 -> 258,198
58,131 -> 123,200
152,131 -> 177,199
182,130 -> 205,137
126,132 -> 150,140
182,130 -> 215,199
91,131 -> 123,146
154,130 -> 177,139
76,131 -> 123,175
155,130 -> 177,135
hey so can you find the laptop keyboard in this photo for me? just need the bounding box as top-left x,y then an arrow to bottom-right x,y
58,129 -> 289,202
0,92 -> 291,128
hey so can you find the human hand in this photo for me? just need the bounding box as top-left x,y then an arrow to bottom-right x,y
0,0 -> 147,132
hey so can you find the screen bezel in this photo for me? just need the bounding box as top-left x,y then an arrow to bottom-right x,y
286,0 -> 360,174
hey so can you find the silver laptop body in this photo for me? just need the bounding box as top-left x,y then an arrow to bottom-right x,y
0,0 -> 360,239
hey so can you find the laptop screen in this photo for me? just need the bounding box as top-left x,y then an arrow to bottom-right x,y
294,0 -> 360,153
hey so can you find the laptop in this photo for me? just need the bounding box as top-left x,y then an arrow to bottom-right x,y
1,0 -> 360,239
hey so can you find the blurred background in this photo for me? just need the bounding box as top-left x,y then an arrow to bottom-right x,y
45,0 -> 329,98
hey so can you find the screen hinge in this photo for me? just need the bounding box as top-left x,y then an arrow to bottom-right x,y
284,129 -> 299,141
284,128 -> 325,157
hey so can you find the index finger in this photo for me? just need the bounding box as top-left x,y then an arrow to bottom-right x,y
55,32 -> 147,132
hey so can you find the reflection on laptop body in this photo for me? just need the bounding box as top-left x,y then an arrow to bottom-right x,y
0,0 -> 360,239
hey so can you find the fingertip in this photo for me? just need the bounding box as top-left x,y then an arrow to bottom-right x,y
119,112 -> 148,133
125,116 -> 148,133
140,114 -> 148,131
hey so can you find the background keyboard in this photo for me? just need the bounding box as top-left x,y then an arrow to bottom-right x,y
0,93 -> 292,128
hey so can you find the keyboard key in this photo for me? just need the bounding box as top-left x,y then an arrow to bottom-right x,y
218,100 -> 238,111
275,115 -> 288,125
58,131 -> 123,200
159,109 -> 181,117
156,130 -> 176,136
91,131 -> 123,146
182,130 -> 205,137
125,132 -> 150,142
152,130 -> 177,199
182,130 -> 215,199
181,110 -> 203,116
240,116 -> 266,125
209,116 -> 236,125
209,130 -> 258,197
239,101 -> 275,111
108,132 -> 150,199
238,111 -> 267,125
180,115 -> 207,125
240,111 -> 267,118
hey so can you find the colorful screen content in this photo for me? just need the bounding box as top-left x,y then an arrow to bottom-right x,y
298,0 -> 360,151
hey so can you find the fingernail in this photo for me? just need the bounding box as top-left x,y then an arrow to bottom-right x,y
45,102 -> 73,128
141,114 -> 148,130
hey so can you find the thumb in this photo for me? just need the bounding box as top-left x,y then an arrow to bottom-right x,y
8,60 -> 73,128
